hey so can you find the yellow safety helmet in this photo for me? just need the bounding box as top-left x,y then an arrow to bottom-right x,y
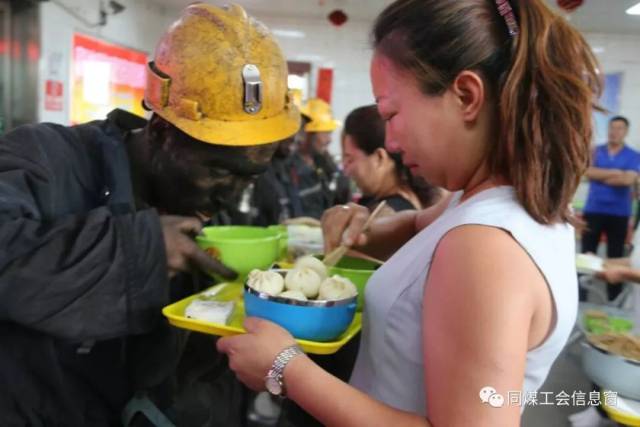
290,89 -> 304,111
144,3 -> 300,146
303,98 -> 341,133
289,88 -> 313,122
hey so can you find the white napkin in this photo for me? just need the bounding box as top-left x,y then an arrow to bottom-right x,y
185,300 -> 235,325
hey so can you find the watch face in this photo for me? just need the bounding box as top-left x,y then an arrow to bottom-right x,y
265,376 -> 283,395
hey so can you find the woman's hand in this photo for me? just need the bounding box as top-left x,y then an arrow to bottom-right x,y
217,317 -> 298,390
321,203 -> 371,253
597,264 -> 631,284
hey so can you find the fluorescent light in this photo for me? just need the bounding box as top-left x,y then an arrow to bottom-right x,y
626,2 -> 640,15
592,46 -> 605,54
272,29 -> 306,38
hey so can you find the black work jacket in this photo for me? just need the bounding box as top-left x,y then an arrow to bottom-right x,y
0,110 -> 171,426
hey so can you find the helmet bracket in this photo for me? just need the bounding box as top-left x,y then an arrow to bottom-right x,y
242,64 -> 263,114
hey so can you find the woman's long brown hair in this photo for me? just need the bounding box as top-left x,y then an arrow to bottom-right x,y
374,0 -> 602,224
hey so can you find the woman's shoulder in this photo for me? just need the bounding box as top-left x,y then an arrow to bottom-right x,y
445,186 -> 574,242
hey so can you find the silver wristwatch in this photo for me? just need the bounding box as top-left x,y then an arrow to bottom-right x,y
264,344 -> 304,397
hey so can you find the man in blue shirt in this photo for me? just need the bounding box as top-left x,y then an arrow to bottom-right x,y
582,116 -> 640,301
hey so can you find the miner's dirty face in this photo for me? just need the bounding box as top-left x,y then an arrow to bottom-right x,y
146,116 -> 277,216
274,137 -> 295,159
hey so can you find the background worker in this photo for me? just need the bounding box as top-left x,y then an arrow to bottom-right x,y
290,98 -> 351,219
582,116 -> 640,301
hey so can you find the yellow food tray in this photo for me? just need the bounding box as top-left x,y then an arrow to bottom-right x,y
275,260 -> 294,269
162,282 -> 362,355
601,393 -> 640,426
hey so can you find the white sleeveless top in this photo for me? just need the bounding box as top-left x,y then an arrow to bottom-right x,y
350,186 -> 578,415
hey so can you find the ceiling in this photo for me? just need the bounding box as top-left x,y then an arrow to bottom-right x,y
150,0 -> 640,34
151,0 -> 395,22
555,0 -> 640,34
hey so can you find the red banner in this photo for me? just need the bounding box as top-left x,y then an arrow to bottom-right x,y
45,80 -> 64,111
316,68 -> 333,104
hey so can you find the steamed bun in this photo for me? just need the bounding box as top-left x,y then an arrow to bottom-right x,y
293,255 -> 327,280
284,267 -> 322,298
318,275 -> 358,301
278,290 -> 308,301
247,269 -> 285,296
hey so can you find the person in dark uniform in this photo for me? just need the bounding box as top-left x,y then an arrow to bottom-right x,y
0,4 -> 299,426
249,137 -> 303,226
289,98 -> 351,219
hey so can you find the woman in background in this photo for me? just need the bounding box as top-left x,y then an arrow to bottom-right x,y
342,105 -> 440,214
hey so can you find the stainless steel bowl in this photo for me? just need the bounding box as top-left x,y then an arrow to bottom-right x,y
244,284 -> 357,307
581,341 -> 640,400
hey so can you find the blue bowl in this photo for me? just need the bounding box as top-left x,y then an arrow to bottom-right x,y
244,284 -> 357,342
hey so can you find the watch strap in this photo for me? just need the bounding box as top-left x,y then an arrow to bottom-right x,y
266,344 -> 304,396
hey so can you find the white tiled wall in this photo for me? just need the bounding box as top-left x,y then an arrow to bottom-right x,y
38,0 -> 175,124
258,15 -> 375,155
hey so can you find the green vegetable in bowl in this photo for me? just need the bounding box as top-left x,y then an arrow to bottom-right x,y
585,313 -> 634,335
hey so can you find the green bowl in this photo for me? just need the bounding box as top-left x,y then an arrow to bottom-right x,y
326,256 -> 379,311
196,226 -> 281,281
267,225 -> 288,261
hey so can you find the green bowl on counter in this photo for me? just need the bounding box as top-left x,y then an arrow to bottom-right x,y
326,256 -> 379,311
196,226 -> 281,281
